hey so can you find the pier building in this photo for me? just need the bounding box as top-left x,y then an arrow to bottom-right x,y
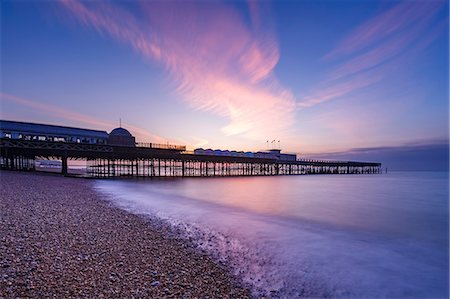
0,119 -> 382,177
0,120 -> 109,144
108,127 -> 136,147
194,148 -> 297,161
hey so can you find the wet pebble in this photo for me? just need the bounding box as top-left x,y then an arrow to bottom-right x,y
0,171 -> 252,298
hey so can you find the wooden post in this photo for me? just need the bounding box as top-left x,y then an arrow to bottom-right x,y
9,153 -> 14,170
61,155 -> 68,175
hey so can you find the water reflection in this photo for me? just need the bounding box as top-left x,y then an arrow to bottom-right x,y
95,172 -> 449,297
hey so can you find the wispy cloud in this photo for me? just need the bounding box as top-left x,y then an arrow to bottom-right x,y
297,72 -> 382,108
298,0 -> 446,108
0,92 -> 164,142
323,1 -> 443,60
57,0 -> 296,140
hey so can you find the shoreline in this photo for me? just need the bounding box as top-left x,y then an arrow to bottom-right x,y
0,171 -> 251,298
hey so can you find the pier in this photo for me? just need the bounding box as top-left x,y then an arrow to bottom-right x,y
0,120 -> 382,177
0,138 -> 381,177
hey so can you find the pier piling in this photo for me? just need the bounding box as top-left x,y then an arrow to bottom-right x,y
1,138 -> 382,178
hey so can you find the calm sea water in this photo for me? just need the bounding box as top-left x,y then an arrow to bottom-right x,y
94,172 -> 449,298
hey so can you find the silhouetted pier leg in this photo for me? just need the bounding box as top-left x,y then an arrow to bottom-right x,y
5,156 -> 9,169
8,153 -> 14,170
61,155 -> 68,175
81,155 -> 381,178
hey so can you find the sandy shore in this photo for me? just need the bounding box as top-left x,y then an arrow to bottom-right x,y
0,171 -> 251,298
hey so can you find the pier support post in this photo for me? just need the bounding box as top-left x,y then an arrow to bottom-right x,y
7,149 -> 15,170
61,155 -> 68,175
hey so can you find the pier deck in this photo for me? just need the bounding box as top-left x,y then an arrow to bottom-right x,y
0,138 -> 382,177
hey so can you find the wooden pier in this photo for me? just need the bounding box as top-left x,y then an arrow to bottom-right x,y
0,138 -> 382,177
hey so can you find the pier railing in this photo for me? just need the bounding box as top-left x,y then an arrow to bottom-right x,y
135,142 -> 186,151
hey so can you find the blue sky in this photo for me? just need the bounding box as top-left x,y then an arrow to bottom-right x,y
1,0 -> 448,169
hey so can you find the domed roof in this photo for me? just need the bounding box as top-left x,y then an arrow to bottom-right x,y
109,127 -> 132,137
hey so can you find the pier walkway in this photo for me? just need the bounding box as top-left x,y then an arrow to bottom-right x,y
0,138 -> 382,177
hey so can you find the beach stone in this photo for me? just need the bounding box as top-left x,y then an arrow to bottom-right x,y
0,171 -> 251,298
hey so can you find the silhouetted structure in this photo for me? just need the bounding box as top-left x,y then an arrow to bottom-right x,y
0,120 -> 108,144
108,127 -> 136,147
194,148 -> 297,161
0,120 -> 382,177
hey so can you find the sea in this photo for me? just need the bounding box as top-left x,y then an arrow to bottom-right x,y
94,172 -> 449,298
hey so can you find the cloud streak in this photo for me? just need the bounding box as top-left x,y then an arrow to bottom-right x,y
298,0 -> 446,108
57,0 -> 296,140
324,1 -> 444,60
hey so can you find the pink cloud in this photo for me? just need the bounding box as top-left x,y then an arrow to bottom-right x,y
57,0 -> 295,140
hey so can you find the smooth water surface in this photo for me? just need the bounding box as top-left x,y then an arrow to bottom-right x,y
95,172 -> 449,298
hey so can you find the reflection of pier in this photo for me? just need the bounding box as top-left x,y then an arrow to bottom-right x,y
0,138 -> 382,177
0,120 -> 382,177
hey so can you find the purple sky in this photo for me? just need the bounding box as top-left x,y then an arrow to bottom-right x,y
1,0 -> 448,167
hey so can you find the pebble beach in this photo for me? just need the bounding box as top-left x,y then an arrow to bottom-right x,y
0,171 -> 251,298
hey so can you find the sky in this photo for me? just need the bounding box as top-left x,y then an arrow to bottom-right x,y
1,0 -> 448,170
